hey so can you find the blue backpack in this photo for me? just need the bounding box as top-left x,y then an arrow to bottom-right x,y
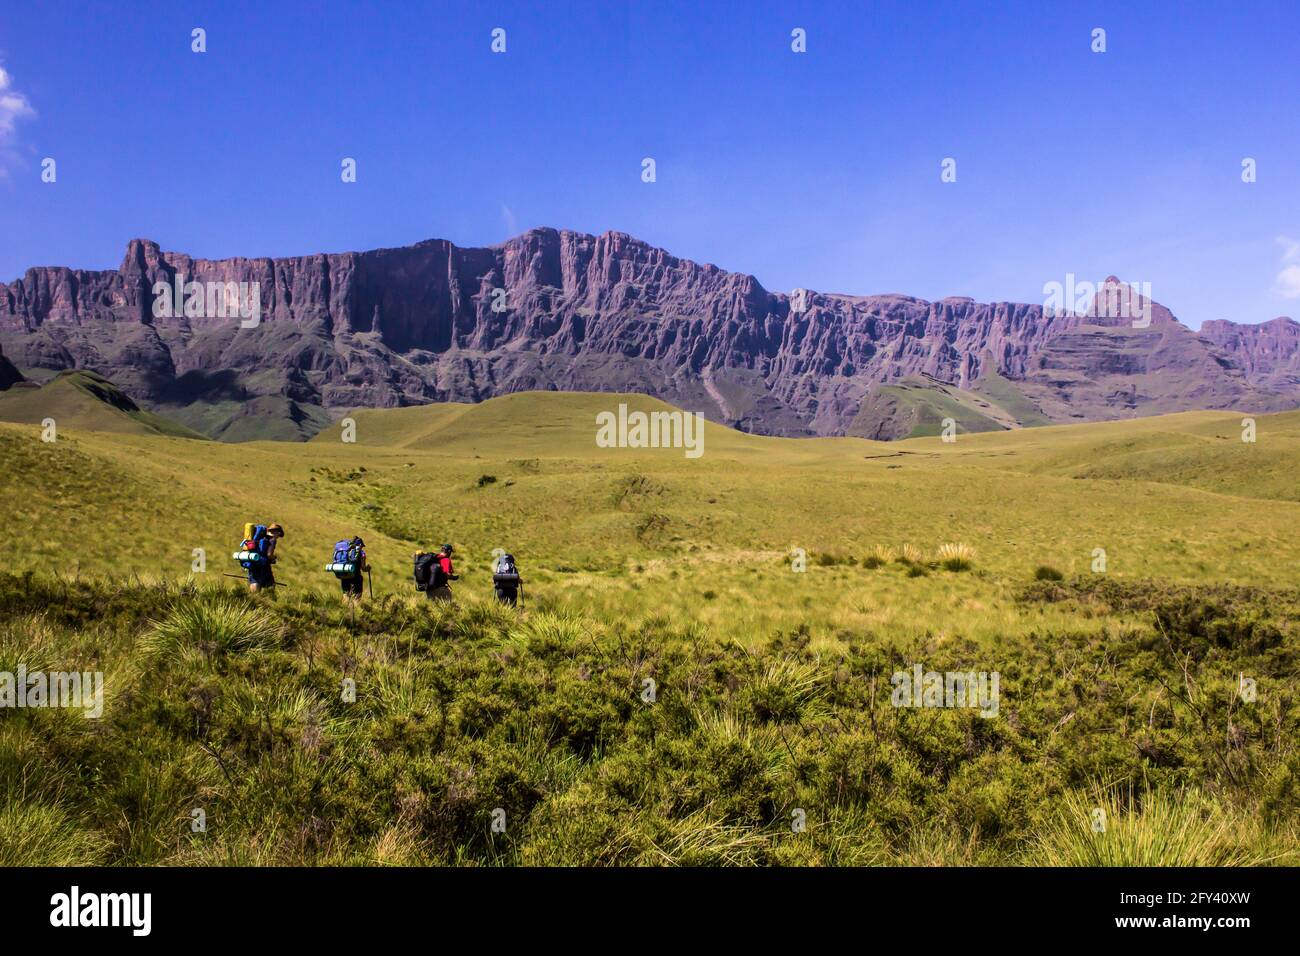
234,524 -> 269,568
325,537 -> 365,576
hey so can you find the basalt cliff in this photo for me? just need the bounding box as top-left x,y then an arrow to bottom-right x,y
2,228 -> 1296,440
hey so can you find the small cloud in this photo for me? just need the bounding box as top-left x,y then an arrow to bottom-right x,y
501,203 -> 518,236
0,64 -> 36,176
0,65 -> 35,140
1274,237 -> 1300,299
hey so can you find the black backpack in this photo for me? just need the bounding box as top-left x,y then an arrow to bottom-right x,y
413,552 -> 444,591
493,553 -> 521,587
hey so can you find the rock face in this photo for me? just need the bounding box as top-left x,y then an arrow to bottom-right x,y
0,344 -> 22,390
1199,317 -> 1300,393
2,228 -> 1296,438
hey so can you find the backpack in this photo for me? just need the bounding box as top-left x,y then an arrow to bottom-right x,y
326,537 -> 365,576
234,524 -> 268,568
493,553 -> 521,587
413,551 -> 444,591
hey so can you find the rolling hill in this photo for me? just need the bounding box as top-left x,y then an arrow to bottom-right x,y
2,388 -> 1298,638
0,369 -> 205,439
847,373 -> 1053,440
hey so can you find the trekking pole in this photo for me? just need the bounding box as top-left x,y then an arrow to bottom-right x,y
367,568 -> 374,599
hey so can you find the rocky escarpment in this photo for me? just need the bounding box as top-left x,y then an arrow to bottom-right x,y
1199,317 -> 1300,392
0,344 -> 22,390
2,228 -> 1296,439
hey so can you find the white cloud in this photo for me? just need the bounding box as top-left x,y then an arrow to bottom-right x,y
1275,237 -> 1300,299
501,203 -> 518,236
0,65 -> 36,140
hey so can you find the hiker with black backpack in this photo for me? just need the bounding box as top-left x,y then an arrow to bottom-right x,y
326,535 -> 369,600
493,552 -> 523,607
233,522 -> 284,593
413,544 -> 457,602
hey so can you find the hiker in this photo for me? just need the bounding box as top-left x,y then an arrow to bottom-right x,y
414,544 -> 457,602
326,535 -> 369,600
492,552 -> 523,607
235,522 -> 283,593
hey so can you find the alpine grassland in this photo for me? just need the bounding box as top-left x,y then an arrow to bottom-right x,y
1,391 -> 1297,865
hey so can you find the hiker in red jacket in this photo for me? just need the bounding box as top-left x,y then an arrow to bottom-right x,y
428,543 -> 457,602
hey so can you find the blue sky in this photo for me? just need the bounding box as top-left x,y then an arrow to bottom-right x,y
1,0 -> 1297,328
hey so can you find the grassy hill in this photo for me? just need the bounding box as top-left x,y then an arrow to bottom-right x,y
2,389 -> 1297,865
971,371 -> 1054,427
847,374 -> 1049,440
0,370 -> 206,440
906,407 -> 1300,503
165,395 -> 334,443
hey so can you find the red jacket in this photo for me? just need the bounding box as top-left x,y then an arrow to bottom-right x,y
438,553 -> 454,578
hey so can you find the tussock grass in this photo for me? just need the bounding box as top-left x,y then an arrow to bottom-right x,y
0,802 -> 112,866
0,613 -> 61,673
1029,789 -> 1288,867
511,609 -> 591,650
894,824 -> 992,866
937,542 -> 975,572
861,544 -> 894,569
143,593 -> 284,658
897,544 -> 926,565
744,658 -> 827,723
646,806 -> 772,866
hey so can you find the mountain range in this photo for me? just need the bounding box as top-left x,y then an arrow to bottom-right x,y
2,227 -> 1298,440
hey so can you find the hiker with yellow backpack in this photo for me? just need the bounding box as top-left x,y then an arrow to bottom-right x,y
232,522 -> 284,593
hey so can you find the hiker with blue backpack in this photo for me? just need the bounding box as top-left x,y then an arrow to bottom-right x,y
325,536 -> 370,600
233,522 -> 284,593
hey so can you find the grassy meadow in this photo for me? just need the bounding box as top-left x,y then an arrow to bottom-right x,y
0,391 -> 1297,864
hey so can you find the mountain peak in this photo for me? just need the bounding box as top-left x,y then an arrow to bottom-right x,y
120,238 -> 164,274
